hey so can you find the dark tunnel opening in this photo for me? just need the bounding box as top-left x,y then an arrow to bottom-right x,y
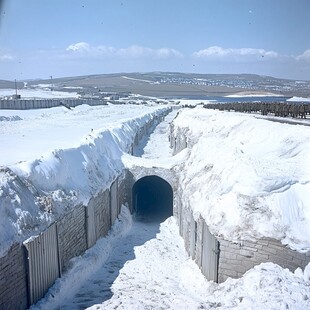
132,176 -> 173,222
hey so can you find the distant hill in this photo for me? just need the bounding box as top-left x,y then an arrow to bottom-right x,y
0,79 -> 23,89
1,73 -> 309,97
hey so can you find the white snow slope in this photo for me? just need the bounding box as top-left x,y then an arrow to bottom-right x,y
0,87 -> 79,99
0,103 -> 170,256
173,107 -> 310,252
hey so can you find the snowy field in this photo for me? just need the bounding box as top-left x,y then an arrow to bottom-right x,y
0,87 -> 80,99
0,104 -> 167,165
1,98 -> 310,308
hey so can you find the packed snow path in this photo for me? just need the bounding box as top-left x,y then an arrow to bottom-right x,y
133,108 -> 178,159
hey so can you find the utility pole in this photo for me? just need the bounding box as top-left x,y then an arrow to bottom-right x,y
50,75 -> 53,91
14,79 -> 18,96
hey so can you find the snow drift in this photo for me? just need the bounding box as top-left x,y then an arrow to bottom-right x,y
0,104 -> 170,257
173,107 -> 310,252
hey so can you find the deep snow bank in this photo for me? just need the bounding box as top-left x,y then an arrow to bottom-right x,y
0,104 -> 170,257
173,107 -> 310,252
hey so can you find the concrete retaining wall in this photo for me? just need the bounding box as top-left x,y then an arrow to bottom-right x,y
0,243 -> 28,310
92,189 -> 111,240
170,122 -> 310,283
57,204 -> 87,273
218,237 -> 310,282
0,99 -> 107,110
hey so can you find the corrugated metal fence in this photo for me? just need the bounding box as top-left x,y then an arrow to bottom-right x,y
110,179 -> 118,225
201,221 -> 219,282
185,214 -> 219,283
22,177 -> 120,306
24,223 -> 60,305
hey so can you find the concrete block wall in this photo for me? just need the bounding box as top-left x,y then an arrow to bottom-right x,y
117,170 -> 132,212
0,243 -> 28,310
57,204 -> 87,272
92,189 -> 111,239
0,99 -> 108,110
218,238 -> 310,283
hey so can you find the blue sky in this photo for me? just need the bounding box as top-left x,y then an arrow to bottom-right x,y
0,0 -> 310,80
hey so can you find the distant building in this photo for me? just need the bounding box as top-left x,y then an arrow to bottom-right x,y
12,94 -> 21,99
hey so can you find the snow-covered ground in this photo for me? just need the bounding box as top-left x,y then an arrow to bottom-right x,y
287,96 -> 310,102
0,104 -> 167,166
31,111 -> 310,309
31,207 -> 310,310
0,87 -> 80,99
1,95 -> 310,308
173,107 -> 310,252
225,91 -> 283,97
0,103 -> 170,256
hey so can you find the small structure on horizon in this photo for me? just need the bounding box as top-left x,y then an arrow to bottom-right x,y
12,79 -> 21,99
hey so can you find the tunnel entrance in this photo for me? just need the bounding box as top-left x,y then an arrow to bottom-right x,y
132,176 -> 173,222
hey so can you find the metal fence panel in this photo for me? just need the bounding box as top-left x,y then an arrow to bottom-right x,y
189,213 -> 196,259
201,222 -> 219,282
86,203 -> 97,248
110,179 -> 118,225
24,223 -> 60,305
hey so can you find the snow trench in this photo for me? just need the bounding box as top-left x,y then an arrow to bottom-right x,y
0,105 -> 171,257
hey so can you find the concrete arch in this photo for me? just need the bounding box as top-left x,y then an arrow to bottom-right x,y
132,175 -> 173,222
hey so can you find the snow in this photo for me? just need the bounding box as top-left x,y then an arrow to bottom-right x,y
1,95 -> 310,308
0,104 -> 165,166
121,75 -> 153,83
172,107 -> 310,252
0,88 -> 79,98
31,206 -> 310,310
225,92 -> 283,97
0,103 -> 170,256
225,92 -> 283,98
287,96 -> 310,102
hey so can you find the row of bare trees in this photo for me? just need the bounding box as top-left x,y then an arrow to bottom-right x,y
203,102 -> 310,119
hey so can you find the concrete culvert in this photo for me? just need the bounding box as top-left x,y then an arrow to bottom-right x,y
132,176 -> 173,222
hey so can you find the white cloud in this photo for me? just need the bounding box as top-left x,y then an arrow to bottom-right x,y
193,46 -> 279,60
65,42 -> 182,59
0,53 -> 14,61
296,49 -> 310,62
66,42 -> 91,52
117,45 -> 183,59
